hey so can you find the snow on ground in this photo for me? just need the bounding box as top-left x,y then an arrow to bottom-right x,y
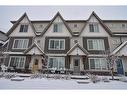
0,75 -> 127,89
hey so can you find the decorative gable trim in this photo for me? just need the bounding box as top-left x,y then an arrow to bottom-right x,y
79,11 -> 113,36
40,12 -> 73,36
24,42 -> 45,55
111,41 -> 127,55
66,43 -> 89,55
6,12 -> 36,36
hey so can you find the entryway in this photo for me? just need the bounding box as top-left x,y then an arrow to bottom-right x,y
73,57 -> 80,75
116,59 -> 124,75
29,55 -> 43,73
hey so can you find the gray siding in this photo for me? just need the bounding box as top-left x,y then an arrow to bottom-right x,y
83,57 -> 89,70
83,37 -> 110,54
44,37 -> 70,54
4,55 -> 10,66
65,56 -> 70,69
7,37 -> 33,52
25,55 -> 31,69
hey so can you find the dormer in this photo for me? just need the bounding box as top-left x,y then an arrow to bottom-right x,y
7,13 -> 36,37
80,11 -> 112,37
41,12 -> 73,37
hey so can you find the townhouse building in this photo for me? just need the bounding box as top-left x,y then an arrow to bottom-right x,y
4,11 -> 127,75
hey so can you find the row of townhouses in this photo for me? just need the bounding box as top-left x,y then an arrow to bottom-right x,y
2,11 -> 127,75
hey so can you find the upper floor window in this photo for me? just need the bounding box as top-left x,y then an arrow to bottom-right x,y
87,39 -> 105,50
53,23 -> 62,32
13,39 -> 29,49
121,23 -> 127,29
89,58 -> 107,70
74,24 -> 77,28
37,40 -> 40,44
19,24 -> 28,32
89,23 -> 99,32
49,39 -> 65,50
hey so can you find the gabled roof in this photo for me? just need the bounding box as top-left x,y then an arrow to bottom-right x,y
66,43 -> 89,55
1,39 -> 9,48
24,42 -> 45,55
79,11 -> 113,36
40,12 -> 73,36
111,41 -> 127,55
6,13 -> 37,36
0,31 -> 5,35
7,12 -> 127,37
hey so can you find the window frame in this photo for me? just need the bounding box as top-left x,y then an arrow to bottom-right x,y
89,58 -> 108,70
53,23 -> 63,33
48,57 -> 65,70
12,39 -> 29,49
19,24 -> 29,32
89,23 -> 99,32
8,56 -> 26,69
87,39 -> 105,50
48,39 -> 65,50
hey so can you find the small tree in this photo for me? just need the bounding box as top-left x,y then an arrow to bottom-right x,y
102,50 -> 119,80
41,54 -> 48,73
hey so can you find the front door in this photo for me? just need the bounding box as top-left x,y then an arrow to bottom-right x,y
32,59 -> 39,73
73,58 -> 80,75
116,59 -> 124,75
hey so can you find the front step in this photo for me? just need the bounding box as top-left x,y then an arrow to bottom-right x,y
73,73 -> 80,75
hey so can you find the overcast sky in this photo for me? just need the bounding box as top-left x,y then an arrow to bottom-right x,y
1,6 -> 127,33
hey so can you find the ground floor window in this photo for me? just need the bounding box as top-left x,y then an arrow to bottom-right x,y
48,57 -> 65,70
89,58 -> 107,70
9,56 -> 26,69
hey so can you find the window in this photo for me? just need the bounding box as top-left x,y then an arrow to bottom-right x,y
37,40 -> 40,44
9,56 -> 26,69
89,58 -> 107,70
19,25 -> 28,32
34,59 -> 39,65
87,39 -> 105,50
89,23 -> 99,32
49,39 -> 65,50
74,59 -> 79,66
121,24 -> 127,29
122,24 -> 126,28
48,57 -> 65,70
53,23 -> 62,32
74,24 -> 77,28
13,39 -> 29,49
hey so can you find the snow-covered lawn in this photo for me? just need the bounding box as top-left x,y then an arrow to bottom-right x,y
0,74 -> 127,89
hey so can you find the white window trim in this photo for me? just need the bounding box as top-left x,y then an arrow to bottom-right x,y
87,39 -> 105,50
12,39 -> 29,49
88,58 -> 108,71
48,57 -> 65,70
8,56 -> 26,69
48,39 -> 65,50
